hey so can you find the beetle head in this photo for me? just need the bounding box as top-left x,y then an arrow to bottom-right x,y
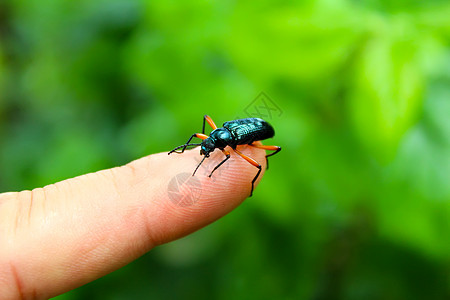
192,137 -> 215,176
200,138 -> 215,157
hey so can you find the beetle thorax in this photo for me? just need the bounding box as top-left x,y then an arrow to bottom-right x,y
209,128 -> 231,148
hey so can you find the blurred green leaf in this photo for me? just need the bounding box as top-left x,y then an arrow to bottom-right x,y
350,16 -> 425,160
0,0 -> 449,299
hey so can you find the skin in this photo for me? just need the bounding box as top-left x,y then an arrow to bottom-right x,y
0,145 -> 266,299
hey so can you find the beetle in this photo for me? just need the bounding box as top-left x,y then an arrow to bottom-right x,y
168,115 -> 281,196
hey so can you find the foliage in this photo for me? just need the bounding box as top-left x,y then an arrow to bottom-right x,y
1,0 -> 449,299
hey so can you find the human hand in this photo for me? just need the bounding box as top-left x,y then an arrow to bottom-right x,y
0,146 -> 266,299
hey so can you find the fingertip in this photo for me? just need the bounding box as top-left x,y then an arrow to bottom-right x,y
136,145 -> 267,245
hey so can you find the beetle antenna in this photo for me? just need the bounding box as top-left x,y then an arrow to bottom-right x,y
192,155 -> 207,176
168,143 -> 202,154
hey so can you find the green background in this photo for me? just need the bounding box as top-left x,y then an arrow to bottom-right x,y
1,0 -> 449,299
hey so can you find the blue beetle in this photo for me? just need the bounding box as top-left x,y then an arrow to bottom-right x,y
169,115 -> 281,196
